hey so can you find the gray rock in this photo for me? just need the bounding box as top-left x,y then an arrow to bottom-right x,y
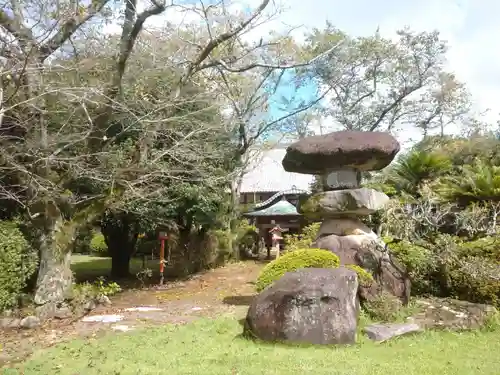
83,299 -> 97,312
299,188 -> 390,219
412,298 -> 498,330
97,295 -> 112,306
364,322 -> 421,342
20,315 -> 41,329
54,306 -> 73,319
245,268 -> 359,345
282,130 -> 400,174
317,218 -> 375,237
1,317 -> 20,329
314,233 -> 411,304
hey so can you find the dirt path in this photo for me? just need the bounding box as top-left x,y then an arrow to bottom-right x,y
0,261 -> 264,367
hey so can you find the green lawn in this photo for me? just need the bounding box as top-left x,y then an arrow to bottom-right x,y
71,254 -> 158,281
5,318 -> 500,375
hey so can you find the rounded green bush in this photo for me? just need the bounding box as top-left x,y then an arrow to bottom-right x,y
255,248 -> 340,292
0,221 -> 38,312
90,231 -> 108,255
345,264 -> 374,287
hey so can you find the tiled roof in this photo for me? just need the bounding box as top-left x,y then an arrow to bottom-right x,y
240,147 -> 314,193
244,199 -> 301,216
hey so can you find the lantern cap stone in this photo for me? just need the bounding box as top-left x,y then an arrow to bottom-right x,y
282,130 -> 400,174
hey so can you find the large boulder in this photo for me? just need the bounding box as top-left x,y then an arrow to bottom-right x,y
282,131 -> 400,174
298,188 -> 390,219
245,268 -> 359,345
314,234 -> 410,304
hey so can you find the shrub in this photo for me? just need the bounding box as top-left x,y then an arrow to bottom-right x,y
255,248 -> 340,292
383,237 -> 436,294
0,221 -> 38,312
345,264 -> 374,287
284,222 -> 321,251
459,237 -> 500,262
72,277 -> 122,306
363,291 -> 404,322
90,231 -> 108,256
450,257 -> 500,306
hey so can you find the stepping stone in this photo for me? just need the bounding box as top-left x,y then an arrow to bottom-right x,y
125,307 -> 163,312
364,322 -> 421,342
81,314 -> 124,323
112,325 -> 134,332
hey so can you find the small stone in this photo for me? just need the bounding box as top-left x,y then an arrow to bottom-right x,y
364,323 -> 421,342
84,300 -> 97,312
1,317 -> 20,329
282,130 -> 400,174
35,302 -> 58,320
299,188 -> 390,219
2,309 -> 14,318
97,295 -> 112,306
8,318 -> 21,329
54,306 -> 73,319
112,324 -> 133,332
20,315 -> 41,329
81,314 -> 124,323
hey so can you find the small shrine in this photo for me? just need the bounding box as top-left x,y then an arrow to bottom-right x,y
244,195 -> 307,258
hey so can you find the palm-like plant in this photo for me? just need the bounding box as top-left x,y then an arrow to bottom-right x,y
437,159 -> 500,204
385,150 -> 453,197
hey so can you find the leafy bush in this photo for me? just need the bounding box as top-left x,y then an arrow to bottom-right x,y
255,248 -> 340,292
362,291 -> 405,322
0,221 -> 38,312
459,237 -> 500,262
450,257 -> 500,306
90,231 -> 108,256
345,264 -> 374,287
72,277 -> 122,306
385,234 -> 500,306
383,237 -> 435,294
284,222 -> 321,251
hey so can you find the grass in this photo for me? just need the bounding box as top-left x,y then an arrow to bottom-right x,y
71,254 -> 158,281
5,318 -> 500,375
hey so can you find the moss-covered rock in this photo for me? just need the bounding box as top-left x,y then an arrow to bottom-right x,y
255,248 -> 340,292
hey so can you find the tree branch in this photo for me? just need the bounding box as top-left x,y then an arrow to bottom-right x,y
39,0 -> 111,61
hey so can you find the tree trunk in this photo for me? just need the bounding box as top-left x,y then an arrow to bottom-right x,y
101,212 -> 138,279
34,212 -> 75,318
110,246 -> 132,278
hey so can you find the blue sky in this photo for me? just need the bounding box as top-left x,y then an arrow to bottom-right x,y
267,70 -> 318,121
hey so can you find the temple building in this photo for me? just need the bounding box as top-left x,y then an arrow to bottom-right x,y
240,145 -> 314,246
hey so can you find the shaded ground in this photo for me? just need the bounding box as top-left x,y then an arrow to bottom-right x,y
0,261 -> 264,367
71,255 -> 160,283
